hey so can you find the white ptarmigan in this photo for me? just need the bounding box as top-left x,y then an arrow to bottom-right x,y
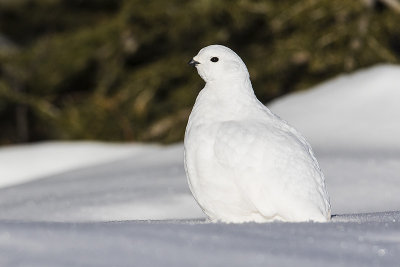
184,45 -> 331,223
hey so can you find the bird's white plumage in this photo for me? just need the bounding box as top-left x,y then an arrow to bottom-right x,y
184,45 -> 331,222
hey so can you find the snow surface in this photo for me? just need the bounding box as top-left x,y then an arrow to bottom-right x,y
0,141 -> 156,188
0,64 -> 400,266
268,64 -> 400,214
0,144 -> 204,222
1,213 -> 400,267
268,64 -> 400,151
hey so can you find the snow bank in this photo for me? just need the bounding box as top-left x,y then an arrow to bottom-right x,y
0,141 -> 157,188
269,64 -> 400,213
0,144 -> 205,222
318,151 -> 400,214
269,64 -> 400,151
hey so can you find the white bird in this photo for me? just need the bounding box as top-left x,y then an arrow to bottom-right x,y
184,45 -> 331,223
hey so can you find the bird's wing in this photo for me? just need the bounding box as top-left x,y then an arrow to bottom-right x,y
212,119 -> 330,221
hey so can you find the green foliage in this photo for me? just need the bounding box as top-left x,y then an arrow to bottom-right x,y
0,0 -> 399,144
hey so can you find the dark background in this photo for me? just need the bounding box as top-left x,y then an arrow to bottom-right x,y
0,0 -> 399,145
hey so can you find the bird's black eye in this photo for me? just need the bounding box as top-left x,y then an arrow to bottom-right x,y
210,57 -> 219,62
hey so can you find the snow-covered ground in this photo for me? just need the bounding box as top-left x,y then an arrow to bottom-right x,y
269,64 -> 400,214
269,64 -> 400,151
1,213 -> 400,267
0,141 -> 158,188
0,64 -> 400,266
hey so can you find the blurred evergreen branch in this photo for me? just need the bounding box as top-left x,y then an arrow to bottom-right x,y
0,80 -> 58,118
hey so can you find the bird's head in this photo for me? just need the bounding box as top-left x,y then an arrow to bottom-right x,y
188,45 -> 249,83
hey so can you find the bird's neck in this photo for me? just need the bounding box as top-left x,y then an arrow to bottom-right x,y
206,77 -> 255,100
189,77 -> 265,125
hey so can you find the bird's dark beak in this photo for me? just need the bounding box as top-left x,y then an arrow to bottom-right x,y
188,59 -> 200,66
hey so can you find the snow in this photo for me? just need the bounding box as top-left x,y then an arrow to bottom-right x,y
268,64 -> 400,214
0,144 -> 204,222
268,64 -> 400,151
1,214 -> 400,267
0,141 -> 156,188
317,150 -> 400,214
0,64 -> 400,266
